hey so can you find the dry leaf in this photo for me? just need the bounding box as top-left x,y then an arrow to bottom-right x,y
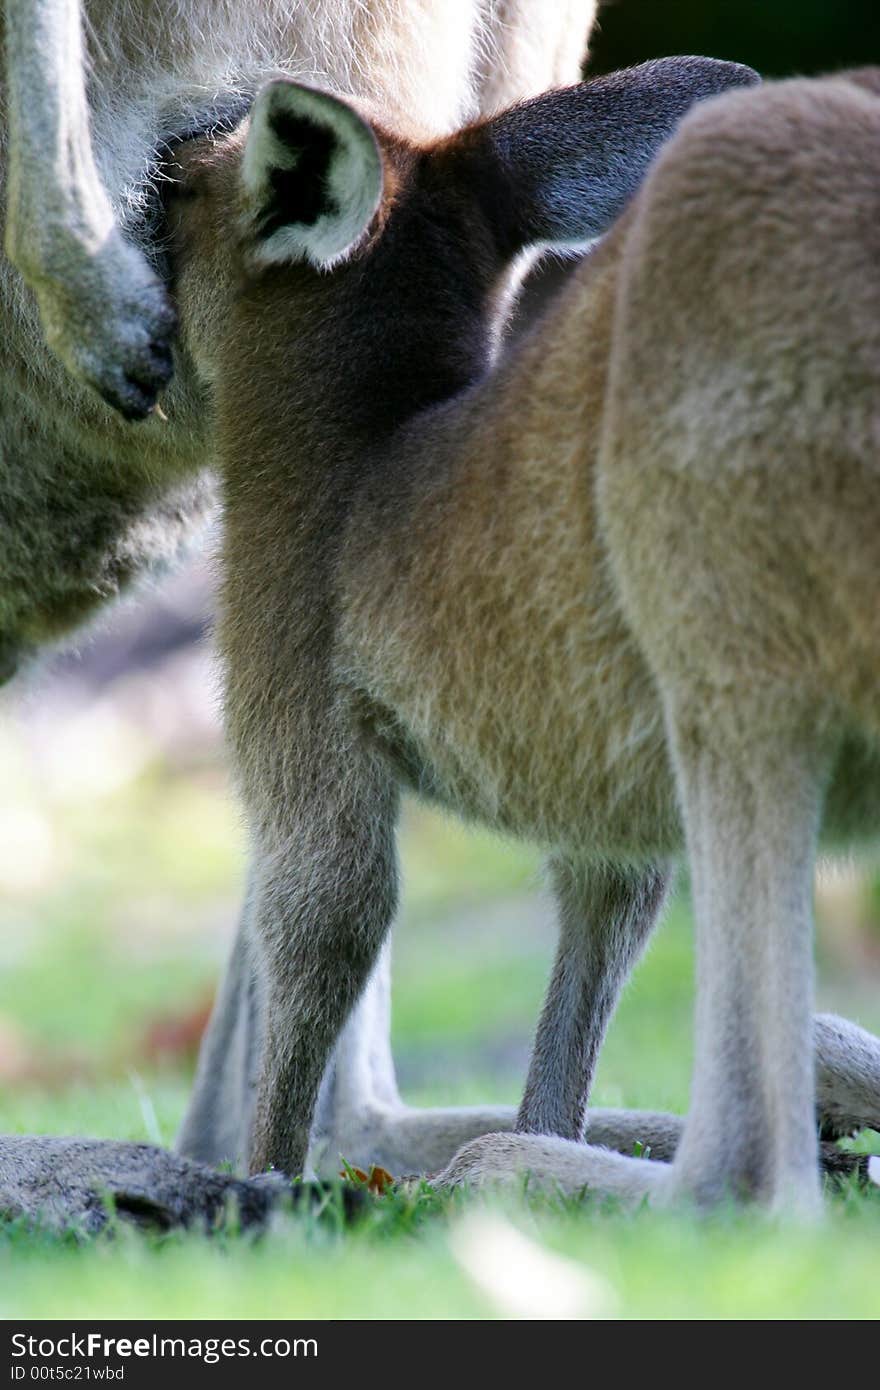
340,1163 -> 396,1195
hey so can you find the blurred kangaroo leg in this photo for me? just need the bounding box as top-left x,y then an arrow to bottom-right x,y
306,940 -> 529,1176
176,875 -> 263,1169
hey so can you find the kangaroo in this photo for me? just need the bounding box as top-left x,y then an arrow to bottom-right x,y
166,60 -> 880,1211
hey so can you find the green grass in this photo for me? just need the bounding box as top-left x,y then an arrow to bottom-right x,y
1,749 -> 879,1320
2,1175 -> 879,1320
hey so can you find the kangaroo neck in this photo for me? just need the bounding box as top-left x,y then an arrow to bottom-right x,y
215,258 -> 498,509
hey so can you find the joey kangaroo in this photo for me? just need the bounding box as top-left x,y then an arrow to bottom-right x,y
168,61 -> 880,1211
1,0 -> 639,1229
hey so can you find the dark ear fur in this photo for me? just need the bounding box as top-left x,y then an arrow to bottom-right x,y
242,80 -> 383,268
457,57 -> 761,257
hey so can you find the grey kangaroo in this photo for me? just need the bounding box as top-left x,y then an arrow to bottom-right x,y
1,0 -> 619,1230
167,61 -> 880,1213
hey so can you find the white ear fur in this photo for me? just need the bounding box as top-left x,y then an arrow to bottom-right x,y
242,81 -> 383,269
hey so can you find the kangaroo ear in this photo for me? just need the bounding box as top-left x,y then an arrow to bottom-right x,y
242,80 -> 383,268
466,57 -> 760,256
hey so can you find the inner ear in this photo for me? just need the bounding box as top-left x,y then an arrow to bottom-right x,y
260,110 -> 340,236
242,81 -> 383,269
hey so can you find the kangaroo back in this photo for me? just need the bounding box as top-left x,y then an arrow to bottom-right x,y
600,73 -> 880,731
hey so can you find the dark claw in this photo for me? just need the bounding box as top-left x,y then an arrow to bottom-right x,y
96,299 -> 177,420
113,344 -> 175,417
818,1115 -> 858,1143
125,356 -> 174,401
819,1141 -> 870,1189
111,375 -> 161,421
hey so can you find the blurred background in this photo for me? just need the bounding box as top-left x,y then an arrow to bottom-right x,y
2,0 -> 880,1154
587,0 -> 880,78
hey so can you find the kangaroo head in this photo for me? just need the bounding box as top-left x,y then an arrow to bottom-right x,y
169,57 -> 758,426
